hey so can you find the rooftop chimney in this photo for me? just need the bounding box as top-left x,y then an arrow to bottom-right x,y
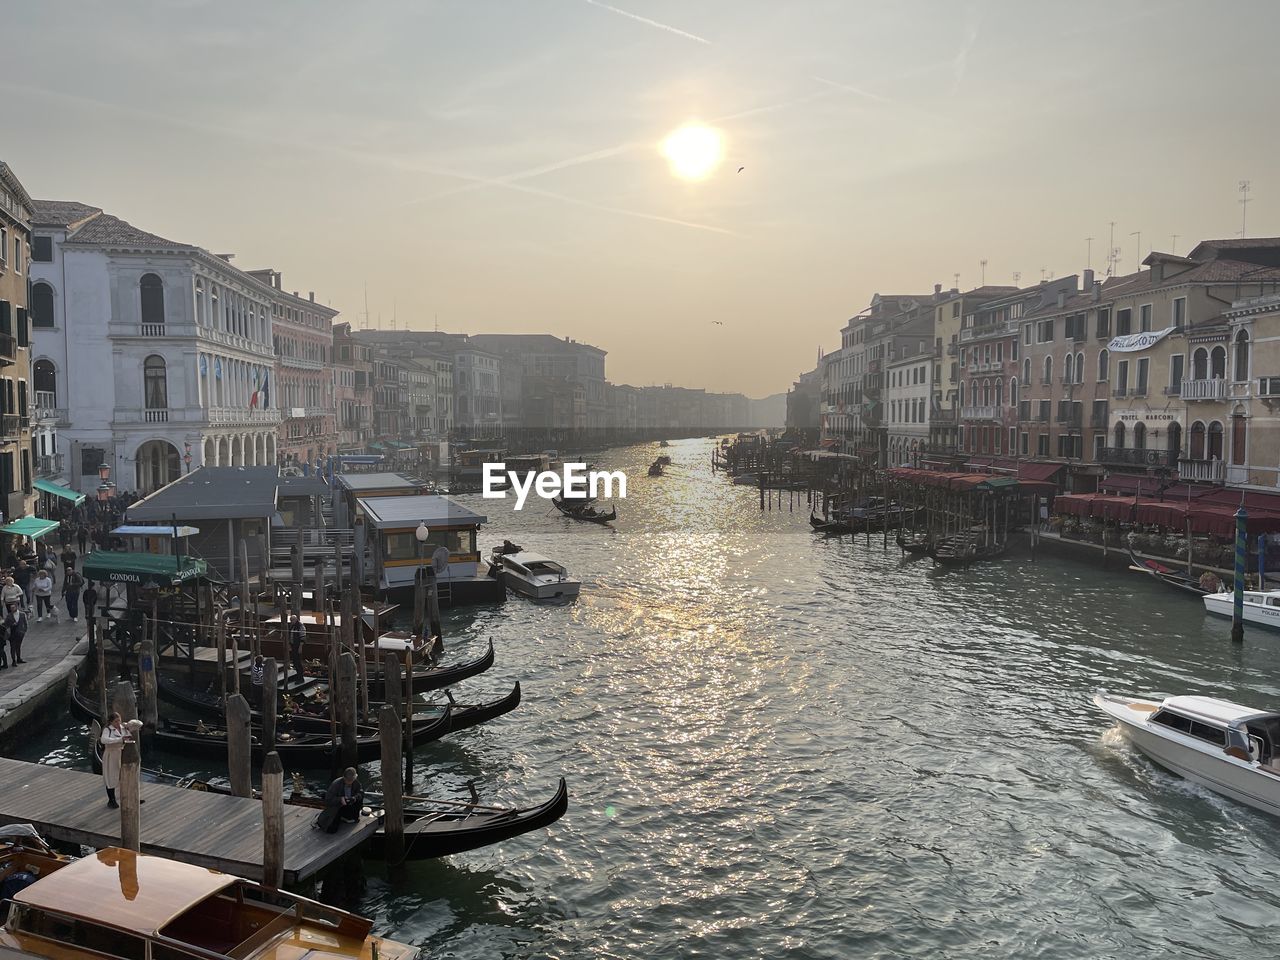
1092,280 -> 1102,301
309,291 -> 315,302
1082,268 -> 1094,290
934,283 -> 942,299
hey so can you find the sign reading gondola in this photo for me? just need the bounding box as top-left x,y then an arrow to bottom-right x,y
1107,326 -> 1176,353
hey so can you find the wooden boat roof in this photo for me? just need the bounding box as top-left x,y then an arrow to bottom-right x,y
15,848 -> 235,935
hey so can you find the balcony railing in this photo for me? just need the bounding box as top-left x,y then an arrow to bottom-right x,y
1179,458 -> 1226,482
141,323 -> 166,337
144,408 -> 169,423
960,319 -> 1017,342
1181,378 -> 1228,401
36,453 -> 64,478
961,405 -> 999,421
34,390 -> 69,425
920,441 -> 959,456
207,406 -> 280,424
1100,447 -> 1173,467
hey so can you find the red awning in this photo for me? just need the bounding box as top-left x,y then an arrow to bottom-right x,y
1090,496 -> 1139,521
1052,494 -> 1096,518
1195,488 -> 1280,513
1018,462 -> 1065,483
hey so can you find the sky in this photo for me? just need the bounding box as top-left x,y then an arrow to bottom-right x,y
4,0 -> 1280,397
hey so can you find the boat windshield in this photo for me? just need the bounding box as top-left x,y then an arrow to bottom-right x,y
159,883 -> 360,958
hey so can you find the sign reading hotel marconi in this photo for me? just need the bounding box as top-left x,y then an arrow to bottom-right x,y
1107,326 -> 1176,353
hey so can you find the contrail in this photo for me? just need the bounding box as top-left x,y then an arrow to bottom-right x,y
582,0 -> 711,44
810,75 -> 897,106
411,141 -> 644,205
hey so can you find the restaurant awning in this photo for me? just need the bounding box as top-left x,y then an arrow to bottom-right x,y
82,551 -> 209,587
1018,462 -> 1065,483
34,478 -> 87,505
0,517 -> 61,540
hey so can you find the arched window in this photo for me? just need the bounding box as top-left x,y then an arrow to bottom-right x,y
982,379 -> 991,406
140,273 -> 164,328
1192,347 -> 1208,380
1190,421 -> 1205,459
211,284 -> 220,329
135,439 -> 181,493
1075,352 -> 1085,384
144,355 -> 168,409
1113,422 -> 1126,449
1208,421 -> 1224,460
994,379 -> 1004,406
1023,357 -> 1031,383
1043,356 -> 1052,385
1235,330 -> 1251,382
1064,354 -> 1074,384
30,282 -> 55,328
1232,413 -> 1247,465
1210,346 -> 1226,379
1098,349 -> 1109,382
1167,421 -> 1182,458
1010,377 -> 1019,407
1133,422 -> 1146,450
33,359 -> 56,406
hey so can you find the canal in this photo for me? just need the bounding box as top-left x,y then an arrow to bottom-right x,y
18,437 -> 1280,959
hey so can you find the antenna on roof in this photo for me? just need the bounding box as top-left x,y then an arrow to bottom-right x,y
953,272 -> 960,289
361,282 -> 370,330
392,300 -> 397,331
1171,234 -> 1180,255
1239,179 -> 1252,238
1130,230 -> 1142,269
1106,221 -> 1118,277
1012,271 -> 1021,286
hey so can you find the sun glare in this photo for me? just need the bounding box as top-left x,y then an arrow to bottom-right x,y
662,124 -> 724,180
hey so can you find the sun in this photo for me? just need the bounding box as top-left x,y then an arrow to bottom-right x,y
661,124 -> 724,180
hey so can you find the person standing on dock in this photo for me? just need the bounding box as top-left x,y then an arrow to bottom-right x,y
76,524 -> 89,557
0,576 -> 22,612
60,544 -> 77,572
5,604 -> 26,665
13,562 -> 32,610
62,566 -> 85,623
100,712 -> 141,808
289,615 -> 306,683
32,568 -> 54,623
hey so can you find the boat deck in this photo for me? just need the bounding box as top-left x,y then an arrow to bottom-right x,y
0,757 -> 376,884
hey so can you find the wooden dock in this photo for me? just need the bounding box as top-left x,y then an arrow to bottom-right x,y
0,757 -> 376,885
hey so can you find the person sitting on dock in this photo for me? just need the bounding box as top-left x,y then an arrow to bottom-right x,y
317,767 -> 364,833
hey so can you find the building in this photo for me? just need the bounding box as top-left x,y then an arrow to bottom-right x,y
607,382 -> 639,435
370,353 -> 402,441
246,270 -> 338,470
786,365 -> 821,435
332,322 -> 373,454
450,346 -> 503,439
884,345 -> 934,466
28,200 -> 281,495
861,294 -> 936,466
0,161 -> 36,525
469,333 -> 608,435
1224,293 -> 1280,488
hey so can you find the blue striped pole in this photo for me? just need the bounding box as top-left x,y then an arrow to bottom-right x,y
1232,506 -> 1247,643
1260,533 -> 1268,589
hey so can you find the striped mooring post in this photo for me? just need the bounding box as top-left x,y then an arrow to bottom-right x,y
1232,505 -> 1247,644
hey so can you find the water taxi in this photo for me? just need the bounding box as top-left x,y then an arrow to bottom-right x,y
1094,690 -> 1280,817
490,548 -> 581,600
1202,589 -> 1280,630
0,843 -> 416,960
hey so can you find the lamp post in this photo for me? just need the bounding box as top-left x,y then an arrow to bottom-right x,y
96,463 -> 115,503
413,521 -> 429,640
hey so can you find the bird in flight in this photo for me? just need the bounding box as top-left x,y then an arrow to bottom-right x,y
711,320 -> 724,325
737,166 -> 745,173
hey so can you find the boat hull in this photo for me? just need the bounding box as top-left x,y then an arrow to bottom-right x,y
506,576 -> 582,600
1203,593 -> 1280,630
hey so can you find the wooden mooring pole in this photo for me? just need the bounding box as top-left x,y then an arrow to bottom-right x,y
262,656 -> 278,753
112,680 -> 138,724
227,693 -> 253,798
119,739 -> 141,851
378,705 -> 405,868
261,750 -> 284,889
337,652 -> 358,770
138,639 -> 157,731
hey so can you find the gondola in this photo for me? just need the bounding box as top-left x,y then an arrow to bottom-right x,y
156,672 -> 522,735
809,513 -> 852,534
647,462 -> 664,476
70,682 -> 453,766
895,531 -> 932,555
361,640 -> 495,699
928,537 -> 1007,566
552,496 -> 617,525
1127,547 -> 1214,597
87,737 -> 568,860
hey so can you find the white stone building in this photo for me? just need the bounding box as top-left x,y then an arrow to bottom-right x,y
29,201 -> 281,494
884,347 -> 934,467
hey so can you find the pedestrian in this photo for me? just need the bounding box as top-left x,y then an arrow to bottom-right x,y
76,524 -> 88,556
57,523 -> 71,549
316,767 -> 364,832
60,544 -> 77,571
62,566 -> 85,623
250,655 -> 265,709
0,615 -> 8,669
5,604 -> 27,664
35,542 -> 48,571
0,576 -> 22,611
289,614 -> 306,682
99,712 -> 142,808
13,560 -> 31,608
32,568 -> 54,622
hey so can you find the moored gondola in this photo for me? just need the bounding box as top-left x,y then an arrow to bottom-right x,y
896,531 -> 932,555
1126,547 -> 1216,597
809,513 -> 852,534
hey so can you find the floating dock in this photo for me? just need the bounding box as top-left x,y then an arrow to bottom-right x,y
0,757 -> 375,885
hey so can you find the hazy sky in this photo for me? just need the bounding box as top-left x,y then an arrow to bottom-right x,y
4,0 -> 1278,396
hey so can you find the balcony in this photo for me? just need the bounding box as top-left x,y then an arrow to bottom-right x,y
286,406 -> 331,420
36,453 -> 64,478
1181,378 -> 1228,401
961,405 -> 999,421
920,441 -> 959,456
960,319 -> 1017,342
1100,447 -> 1173,468
34,391 -> 69,425
280,355 -> 326,371
1179,458 -> 1226,482
946,343 -> 959,356
206,406 -> 280,425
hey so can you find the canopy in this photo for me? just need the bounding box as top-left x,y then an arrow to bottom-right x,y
34,478 -> 86,505
82,551 -> 208,587
0,517 -> 60,539
1018,462 -> 1064,483
387,440 -> 413,449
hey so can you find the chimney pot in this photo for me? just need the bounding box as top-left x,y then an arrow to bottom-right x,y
1082,268 -> 1094,290
309,291 -> 315,302
934,283 -> 942,298
1092,280 -> 1102,301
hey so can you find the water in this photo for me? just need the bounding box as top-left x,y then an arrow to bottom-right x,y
18,437 -> 1280,959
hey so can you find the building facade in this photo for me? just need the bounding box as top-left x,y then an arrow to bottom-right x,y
0,161 -> 36,524
333,322 -> 373,454
884,346 -> 934,466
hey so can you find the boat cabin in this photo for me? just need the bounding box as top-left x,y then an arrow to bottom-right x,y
335,472 -> 430,521
1149,695 -> 1280,766
356,494 -> 485,591
452,448 -> 508,483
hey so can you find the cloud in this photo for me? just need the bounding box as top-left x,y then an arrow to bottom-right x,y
581,0 -> 711,45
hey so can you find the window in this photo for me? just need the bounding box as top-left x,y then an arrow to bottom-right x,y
140,273 -> 165,327
1116,359 -> 1129,395
1096,307 -> 1111,338
1133,422 -> 1146,450
33,359 -> 56,404
1116,308 -> 1132,336
144,355 -> 168,409
1136,358 -> 1149,396
1232,414 -> 1247,466
1020,432 -> 1029,455
1152,710 -> 1192,734
1097,349 -> 1109,382
11,236 -> 19,274
1211,346 -> 1226,379
1140,303 -> 1152,332
1038,319 -> 1055,343
1023,324 -> 1032,345
1011,337 -> 1019,361
1192,347 -> 1208,380
1037,434 -> 1049,456
1023,357 -> 1031,383
1094,434 -> 1104,461
1010,377 -> 1019,406
31,282 -> 54,328
953,302 -> 960,318
0,226 -> 6,264
1172,297 -> 1186,329
1043,356 -> 1052,385
1235,330 -> 1251,382
31,235 -> 52,262
1190,421 -> 1205,459
1208,421 -> 1224,460
1167,421 -> 1181,457
1064,354 -> 1074,383
1164,354 -> 1183,396
1113,422 -> 1126,448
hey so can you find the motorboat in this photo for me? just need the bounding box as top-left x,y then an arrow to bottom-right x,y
1094,690 -> 1280,818
491,548 -> 581,600
0,844 -> 416,960
731,473 -> 758,485
1202,589 -> 1280,629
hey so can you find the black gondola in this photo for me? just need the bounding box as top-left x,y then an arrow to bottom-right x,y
552,496 -> 617,525
809,513 -> 852,534
88,737 -> 568,860
1127,547 -> 1214,597
896,531 -> 931,555
156,672 -> 522,734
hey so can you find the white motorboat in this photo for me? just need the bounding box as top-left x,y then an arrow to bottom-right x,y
1094,690 -> 1280,817
491,549 -> 581,600
1202,589 -> 1280,630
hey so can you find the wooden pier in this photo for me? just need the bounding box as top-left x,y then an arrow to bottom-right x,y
0,757 -> 375,885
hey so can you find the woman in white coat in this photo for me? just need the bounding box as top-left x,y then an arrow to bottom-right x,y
100,712 -> 142,808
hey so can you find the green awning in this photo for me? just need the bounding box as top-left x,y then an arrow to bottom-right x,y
387,440 -> 413,449
82,551 -> 208,587
0,517 -> 61,539
34,478 -> 87,505
369,442 -> 388,451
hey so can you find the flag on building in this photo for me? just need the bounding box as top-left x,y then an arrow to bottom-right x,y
214,357 -> 223,380
249,367 -> 260,409
260,370 -> 270,410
